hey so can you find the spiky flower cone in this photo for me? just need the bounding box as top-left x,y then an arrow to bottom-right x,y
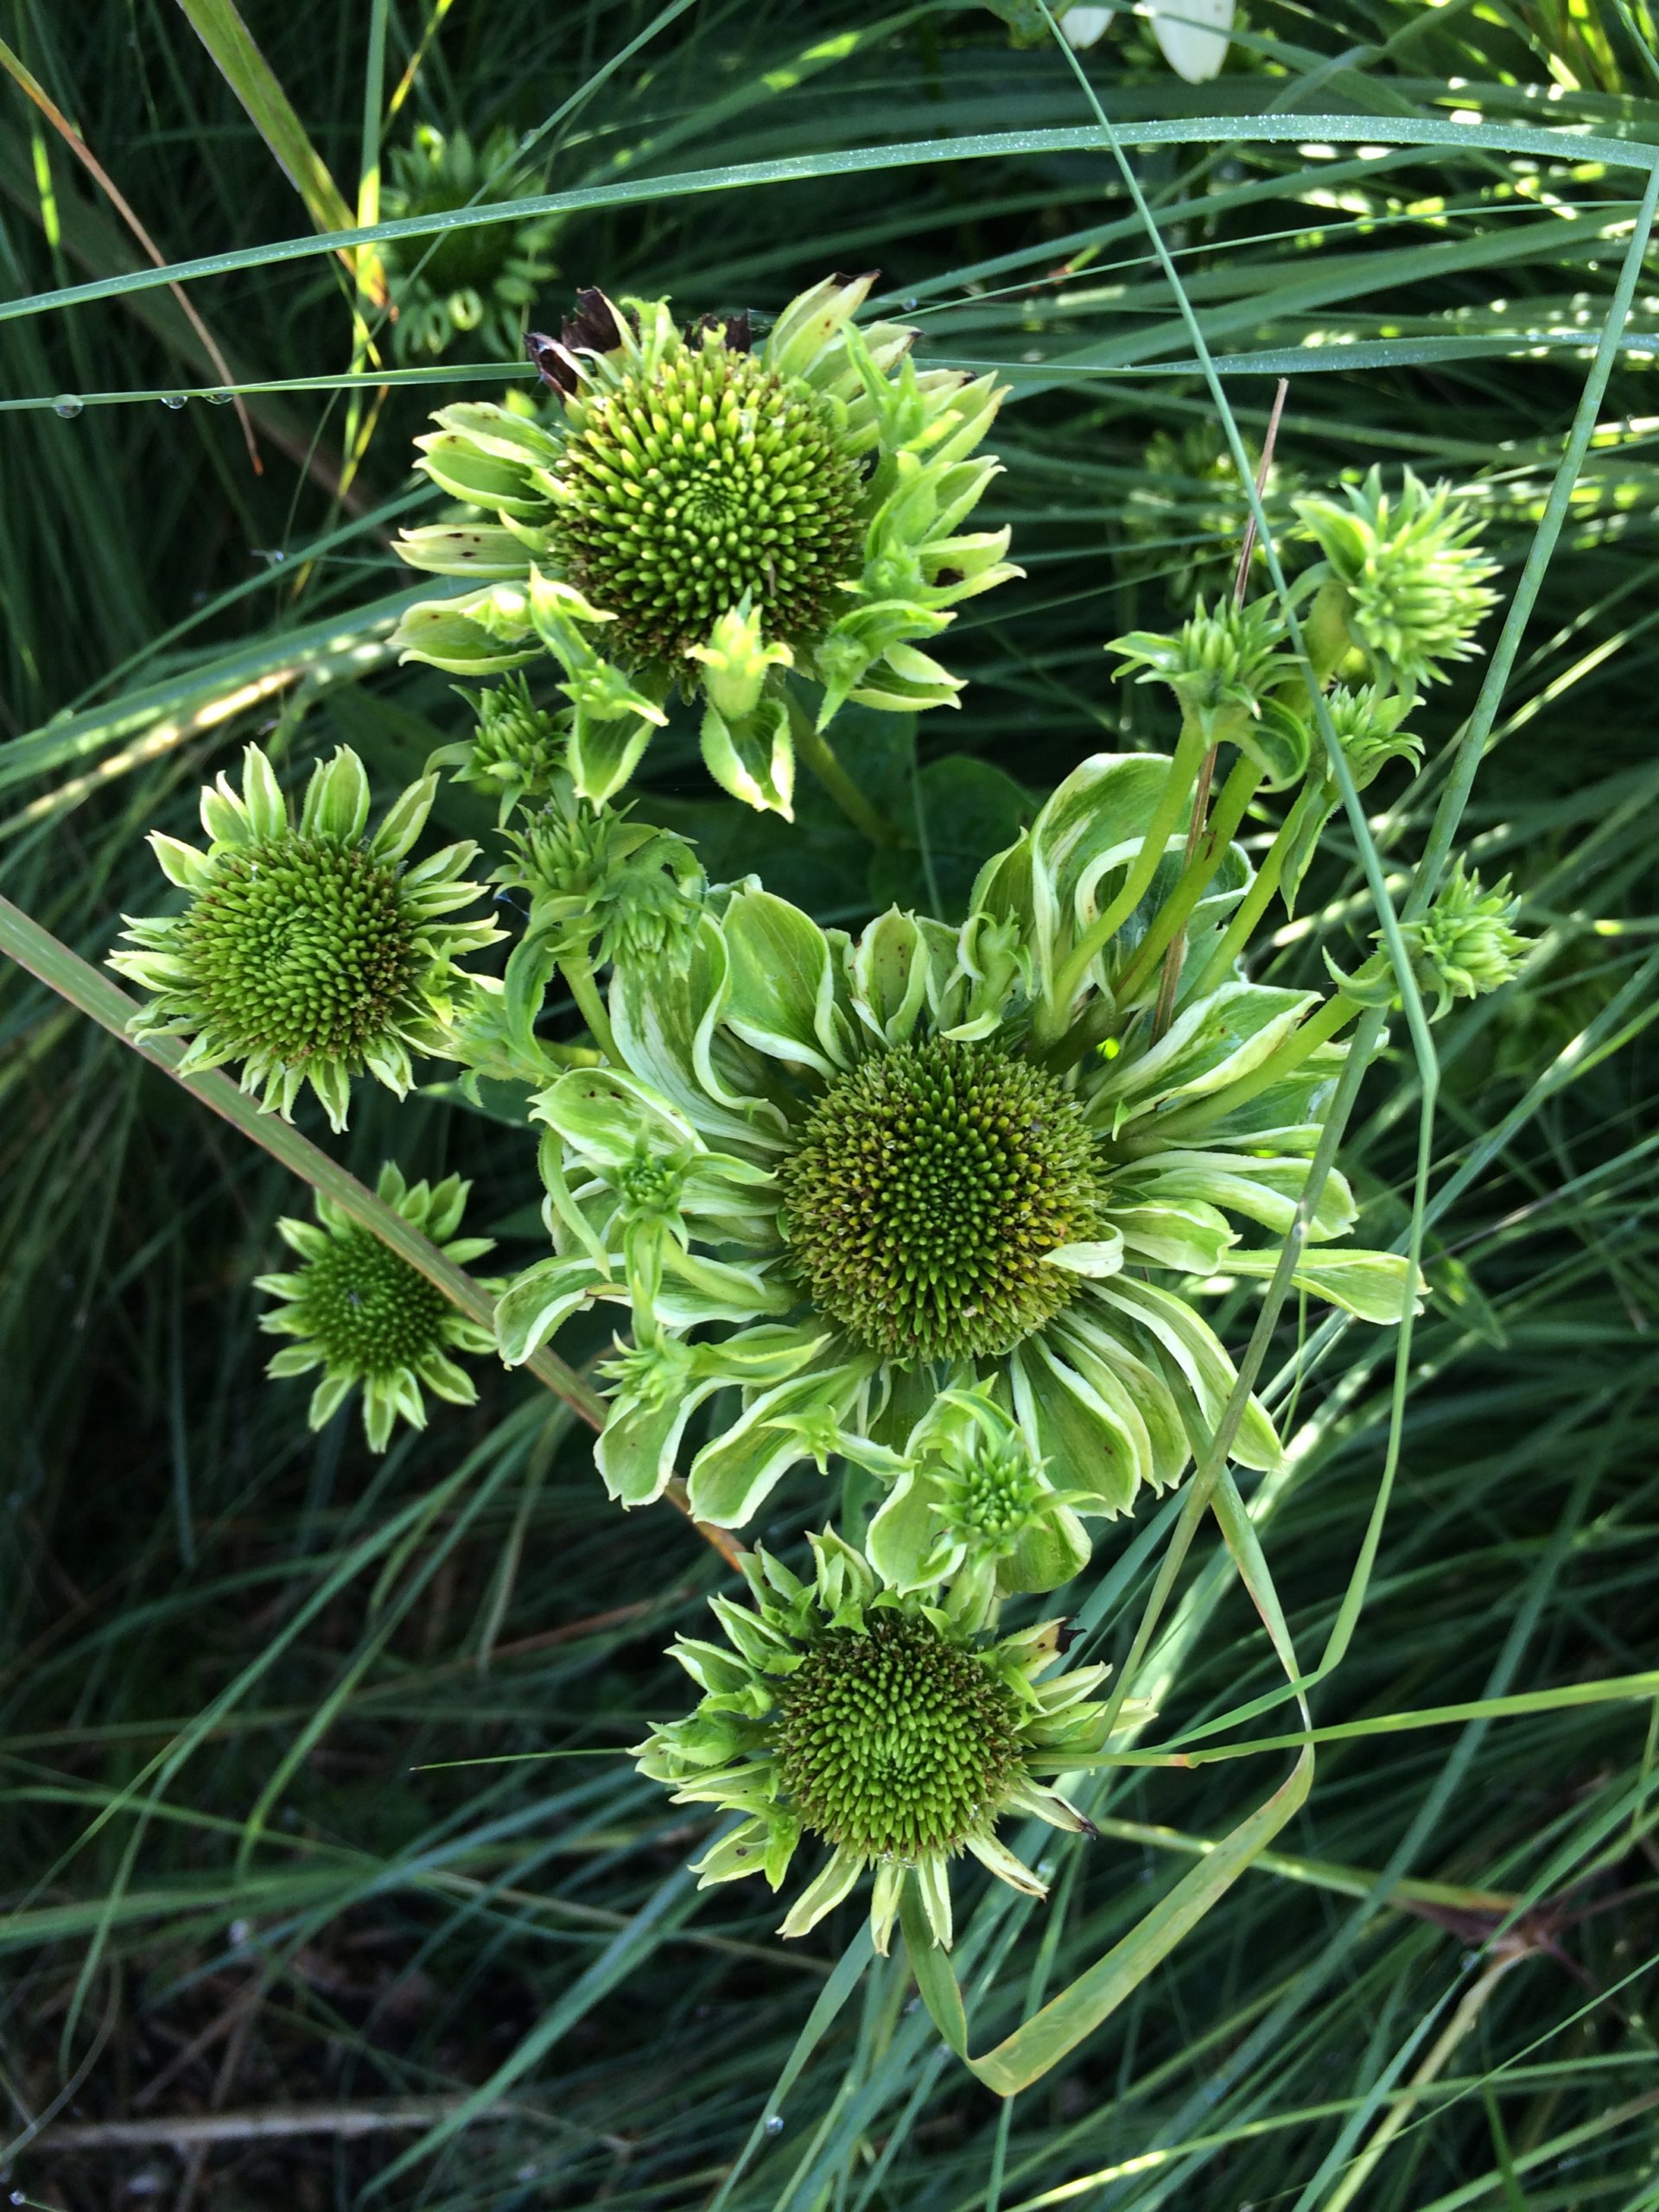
256,1162 -> 496,1450
111,745 -> 499,1131
391,275 -> 1020,813
634,1531 -> 1118,1954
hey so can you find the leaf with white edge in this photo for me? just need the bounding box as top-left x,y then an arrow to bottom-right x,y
688,1360 -> 873,1526
1094,983 -> 1316,1117
1010,1338 -> 1147,1513
1110,1199 -> 1236,1274
1225,1247 -> 1424,1325
533,1066 -> 700,1173
301,747 -> 371,843
1096,1276 -> 1282,1471
721,890 -> 851,1076
1053,1309 -> 1192,1494
495,1253 -> 617,1366
851,907 -> 931,1046
700,699 -> 794,817
1123,1151 -> 1357,1242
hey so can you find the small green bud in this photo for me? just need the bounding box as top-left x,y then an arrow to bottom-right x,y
1294,467 -> 1499,690
381,124 -> 559,364
1404,861 -> 1529,1017
1109,595 -> 1297,750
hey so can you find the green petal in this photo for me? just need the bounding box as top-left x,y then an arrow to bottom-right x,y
867,1465 -> 947,1593
778,1845 -> 867,1939
147,831 -> 213,893
720,889 -> 850,1077
999,1502 -> 1092,1598
1226,1246 -> 1422,1325
1010,1338 -> 1147,1514
300,747 -> 372,842
1108,1199 -> 1235,1274
307,1370 -> 356,1429
238,745 -> 289,842
369,772 -> 439,865
595,1370 -> 722,1508
1092,982 -> 1315,1121
495,1253 -> 613,1365
698,699 -> 794,817
266,1342 -> 324,1379
533,1065 -> 699,1173
1095,1277 -> 1281,1471
687,1360 -> 871,1527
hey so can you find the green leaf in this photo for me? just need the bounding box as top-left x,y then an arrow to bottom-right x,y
720,889 -> 850,1076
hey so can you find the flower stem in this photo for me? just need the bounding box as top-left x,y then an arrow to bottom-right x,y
1114,752 -> 1263,1008
1036,716 -> 1206,1042
559,950 -> 619,1063
1191,782 -> 1319,1000
786,692 -> 898,847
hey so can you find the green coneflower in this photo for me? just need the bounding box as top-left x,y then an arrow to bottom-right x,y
1294,467 -> 1499,690
391,274 -> 1020,812
634,1531 -> 1124,1953
256,1162 -> 496,1450
111,745 -> 499,1132
381,124 -> 559,362
493,753 -> 1417,1555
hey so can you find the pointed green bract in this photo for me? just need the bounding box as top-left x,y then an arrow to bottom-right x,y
110,744 -> 499,1131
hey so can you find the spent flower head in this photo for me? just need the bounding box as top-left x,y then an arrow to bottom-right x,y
381,124 -> 558,362
392,274 -> 1020,813
111,745 -> 499,1131
1295,467 -> 1499,690
634,1530 -> 1121,1953
494,757 -> 1417,1549
256,1162 -> 496,1451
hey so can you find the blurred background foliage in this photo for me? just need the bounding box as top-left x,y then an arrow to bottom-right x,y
1,1 -> 1657,2205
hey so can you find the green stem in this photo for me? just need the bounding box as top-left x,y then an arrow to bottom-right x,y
0,889 -> 604,1422
1036,716 -> 1206,1041
1114,752 -> 1263,1007
785,692 -> 897,848
1133,989 -> 1362,1150
559,949 -> 619,1063
1192,782 -> 1319,999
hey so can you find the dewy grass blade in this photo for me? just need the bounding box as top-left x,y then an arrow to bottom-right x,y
0,117 -> 1654,327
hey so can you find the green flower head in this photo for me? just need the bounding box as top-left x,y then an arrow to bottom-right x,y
494,755 -> 1416,1555
1402,861 -> 1529,1018
432,672 -> 566,824
392,274 -> 1020,814
256,1162 -> 496,1451
382,124 -> 559,362
1295,467 -> 1499,690
1109,597 -> 1307,784
634,1530 -> 1123,1953
111,745 -> 499,1132
497,774 -> 705,969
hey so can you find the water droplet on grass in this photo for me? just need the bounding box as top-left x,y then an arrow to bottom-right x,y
764,2114 -> 784,2136
160,393 -> 188,410
53,395 -> 83,418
